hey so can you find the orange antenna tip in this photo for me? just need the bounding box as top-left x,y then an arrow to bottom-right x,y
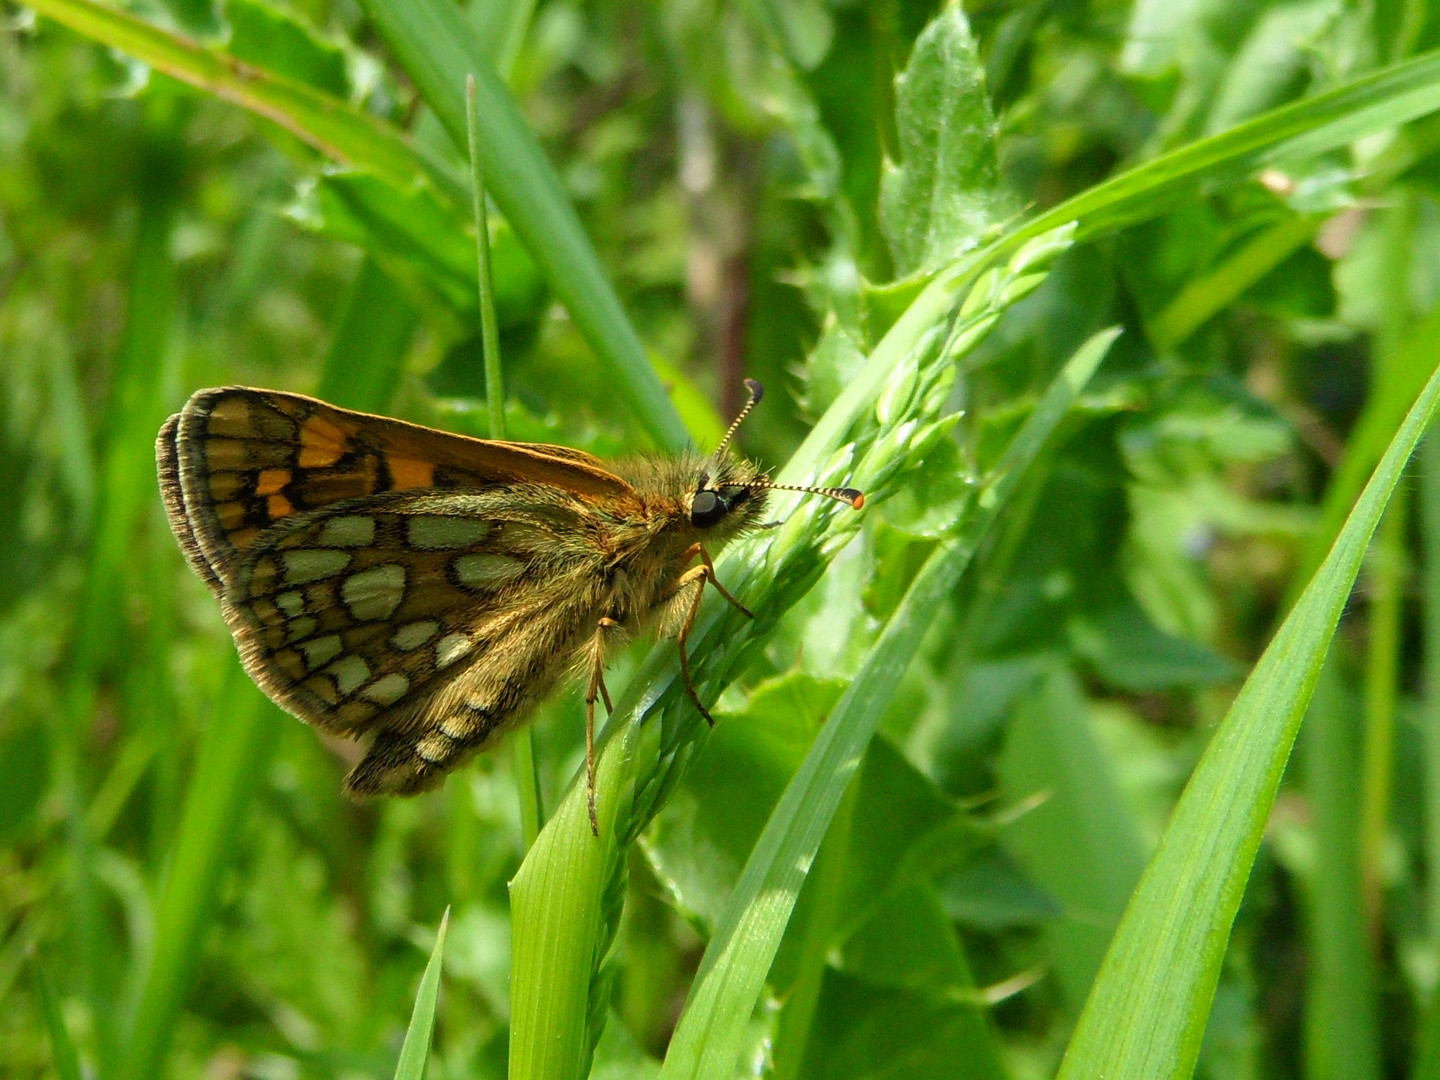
756,481 -> 865,509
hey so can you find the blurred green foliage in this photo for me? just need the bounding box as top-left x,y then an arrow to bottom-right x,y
5,0 -> 1440,1078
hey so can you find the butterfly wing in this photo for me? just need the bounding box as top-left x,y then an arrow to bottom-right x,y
221,488 -> 612,795
157,386 -> 636,597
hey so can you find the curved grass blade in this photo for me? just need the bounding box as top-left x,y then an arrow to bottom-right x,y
24,0 -> 463,203
356,0 -> 689,449
394,909 -> 450,1080
30,0 -> 688,450
1055,355 -> 1440,1080
659,327 -> 1120,1080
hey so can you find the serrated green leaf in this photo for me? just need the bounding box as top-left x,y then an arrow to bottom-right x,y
879,5 -> 1000,276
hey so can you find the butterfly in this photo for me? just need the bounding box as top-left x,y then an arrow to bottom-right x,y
157,382 -> 862,832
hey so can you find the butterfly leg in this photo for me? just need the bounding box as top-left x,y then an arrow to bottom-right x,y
583,617 -> 619,835
668,565 -> 716,728
695,543 -> 753,618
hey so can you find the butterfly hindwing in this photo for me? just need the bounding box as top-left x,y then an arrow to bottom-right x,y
221,488 -> 610,795
159,387 -> 636,597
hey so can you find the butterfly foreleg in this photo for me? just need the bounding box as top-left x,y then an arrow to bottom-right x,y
689,543 -> 752,619
667,564 -> 715,729
583,616 -> 620,835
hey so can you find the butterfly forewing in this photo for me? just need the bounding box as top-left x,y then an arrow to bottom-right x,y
159,387 -> 636,594
159,388 -> 636,796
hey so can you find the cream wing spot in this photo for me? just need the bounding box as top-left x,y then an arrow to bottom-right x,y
288,616 -> 317,642
454,554 -> 524,590
329,654 -> 370,695
408,516 -> 492,550
362,673 -> 410,705
318,515 -> 376,547
341,564 -> 406,621
439,714 -> 476,740
391,620 -> 440,651
275,590 -> 306,617
300,634 -> 343,669
416,733 -> 451,763
284,549 -> 351,584
435,632 -> 475,669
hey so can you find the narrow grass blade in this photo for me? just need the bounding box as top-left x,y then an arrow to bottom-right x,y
1055,356 -> 1440,1080
1149,214 -> 1319,349
24,0 -> 461,203
32,957 -> 84,1080
660,328 -> 1120,1080
357,0 -> 689,449
467,73 -> 542,846
119,670 -> 277,1080
1360,485 -> 1408,929
1302,662 -> 1380,1080
394,908 -> 450,1080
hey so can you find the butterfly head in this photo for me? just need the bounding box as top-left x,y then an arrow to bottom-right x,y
688,379 -> 864,535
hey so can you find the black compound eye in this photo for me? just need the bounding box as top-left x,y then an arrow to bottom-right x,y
690,489 -> 726,527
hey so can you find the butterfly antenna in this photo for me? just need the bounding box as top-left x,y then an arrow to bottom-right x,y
715,379 -> 765,457
753,479 -> 865,510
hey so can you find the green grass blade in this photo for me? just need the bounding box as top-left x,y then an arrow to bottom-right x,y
393,908 -> 450,1080
1428,429 -> 1440,945
1149,214 -> 1319,349
1359,485 -> 1408,928
790,51 -> 1440,482
32,957 -> 84,1080
356,0 -> 689,449
1018,48 -> 1440,247
1054,355 -> 1440,1080
316,257 -> 418,414
24,0 -> 462,203
467,73 -> 543,846
659,328 -> 1119,1080
119,671 -> 277,1080
1302,662 -> 1380,1080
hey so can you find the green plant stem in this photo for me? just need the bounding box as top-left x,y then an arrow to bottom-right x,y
1360,484 -> 1408,936
468,73 -> 542,848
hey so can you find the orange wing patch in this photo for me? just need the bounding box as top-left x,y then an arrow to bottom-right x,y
157,387 -> 638,597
